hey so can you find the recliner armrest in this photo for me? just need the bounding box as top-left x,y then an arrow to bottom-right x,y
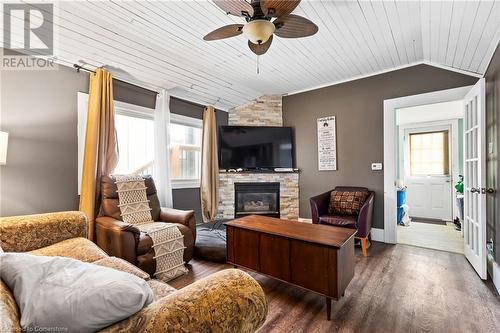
95,216 -> 140,265
95,216 -> 140,235
159,207 -> 194,225
159,207 -> 196,239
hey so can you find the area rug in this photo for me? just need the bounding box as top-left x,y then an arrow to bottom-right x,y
410,218 -> 447,226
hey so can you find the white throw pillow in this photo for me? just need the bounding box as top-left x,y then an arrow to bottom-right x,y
0,253 -> 154,332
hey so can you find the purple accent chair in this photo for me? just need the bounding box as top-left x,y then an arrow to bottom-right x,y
310,186 -> 375,256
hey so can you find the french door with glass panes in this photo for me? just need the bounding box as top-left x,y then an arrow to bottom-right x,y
463,78 -> 486,279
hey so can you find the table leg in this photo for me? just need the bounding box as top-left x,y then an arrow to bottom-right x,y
326,297 -> 332,321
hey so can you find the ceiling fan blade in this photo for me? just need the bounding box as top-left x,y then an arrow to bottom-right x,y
248,35 -> 273,55
260,0 -> 300,17
213,0 -> 254,17
203,24 -> 244,41
274,14 -> 318,38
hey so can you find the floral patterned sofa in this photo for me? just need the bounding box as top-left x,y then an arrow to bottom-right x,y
0,211 -> 267,332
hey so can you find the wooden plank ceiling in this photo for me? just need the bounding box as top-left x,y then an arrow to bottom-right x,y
4,0 -> 500,110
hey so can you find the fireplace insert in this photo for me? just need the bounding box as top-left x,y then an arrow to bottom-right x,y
234,182 -> 280,218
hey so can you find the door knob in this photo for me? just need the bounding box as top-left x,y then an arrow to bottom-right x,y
485,188 -> 496,194
470,187 -> 481,193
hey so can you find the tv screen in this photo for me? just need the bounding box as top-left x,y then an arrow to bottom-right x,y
218,126 -> 294,169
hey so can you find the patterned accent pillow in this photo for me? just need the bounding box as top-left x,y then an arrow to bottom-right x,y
328,190 -> 369,216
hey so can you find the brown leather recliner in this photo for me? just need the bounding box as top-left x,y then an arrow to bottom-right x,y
95,175 -> 196,276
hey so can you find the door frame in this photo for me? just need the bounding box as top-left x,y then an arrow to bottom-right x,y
383,86 -> 473,244
399,120 -> 460,221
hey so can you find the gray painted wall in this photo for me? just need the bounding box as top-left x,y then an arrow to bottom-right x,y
1,65 -> 88,216
282,64 -> 478,229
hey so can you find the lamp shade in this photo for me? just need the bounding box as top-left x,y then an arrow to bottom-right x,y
0,131 -> 9,165
242,20 -> 275,45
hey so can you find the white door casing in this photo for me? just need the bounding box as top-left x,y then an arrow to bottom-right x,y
463,78 -> 487,280
384,86 -> 473,244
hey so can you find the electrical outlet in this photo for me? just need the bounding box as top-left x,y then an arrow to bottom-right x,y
371,163 -> 383,171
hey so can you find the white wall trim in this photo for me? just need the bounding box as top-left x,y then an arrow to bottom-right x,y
488,254 -> 500,294
370,228 -> 385,242
286,61 -> 481,96
383,86 -> 473,244
171,179 -> 201,190
114,99 -> 154,119
170,113 -> 202,128
420,61 -> 483,79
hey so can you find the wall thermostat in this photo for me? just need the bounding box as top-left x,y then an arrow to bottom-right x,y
371,163 -> 383,171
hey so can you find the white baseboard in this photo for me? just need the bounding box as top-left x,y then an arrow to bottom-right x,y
488,254 -> 500,294
370,228 -> 385,242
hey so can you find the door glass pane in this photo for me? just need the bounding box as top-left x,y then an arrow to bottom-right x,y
409,131 -> 449,175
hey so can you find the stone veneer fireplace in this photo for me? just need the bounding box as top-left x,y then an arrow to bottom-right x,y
217,95 -> 299,220
217,172 -> 299,220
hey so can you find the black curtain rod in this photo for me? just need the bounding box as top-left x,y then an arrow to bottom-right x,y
73,64 -> 95,74
73,64 -> 159,95
72,64 -> 221,109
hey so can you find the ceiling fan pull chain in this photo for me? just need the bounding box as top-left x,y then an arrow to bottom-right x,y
257,55 -> 260,74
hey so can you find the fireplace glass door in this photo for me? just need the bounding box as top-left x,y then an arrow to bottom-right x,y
234,182 -> 280,218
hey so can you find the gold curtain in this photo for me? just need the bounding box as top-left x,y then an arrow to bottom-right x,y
79,68 -> 118,240
200,106 -> 219,223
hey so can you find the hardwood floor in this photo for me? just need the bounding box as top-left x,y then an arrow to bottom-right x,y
170,242 -> 500,333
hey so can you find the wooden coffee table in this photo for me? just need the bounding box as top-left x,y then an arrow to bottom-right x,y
225,215 -> 356,320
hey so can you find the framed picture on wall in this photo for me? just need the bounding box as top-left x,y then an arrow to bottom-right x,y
317,116 -> 337,171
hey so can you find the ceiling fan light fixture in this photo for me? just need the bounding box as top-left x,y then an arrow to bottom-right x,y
242,19 -> 275,44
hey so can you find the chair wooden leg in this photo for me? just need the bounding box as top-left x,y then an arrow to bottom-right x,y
360,238 -> 367,257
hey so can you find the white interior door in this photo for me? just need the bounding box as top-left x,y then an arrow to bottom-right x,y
403,127 -> 453,220
463,78 -> 486,279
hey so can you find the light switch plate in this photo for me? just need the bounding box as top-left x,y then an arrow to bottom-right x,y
371,162 -> 383,171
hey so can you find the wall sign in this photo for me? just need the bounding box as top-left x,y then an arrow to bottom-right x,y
317,116 -> 337,171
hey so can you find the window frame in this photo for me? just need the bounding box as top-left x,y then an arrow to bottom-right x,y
169,113 -> 203,189
408,130 -> 450,176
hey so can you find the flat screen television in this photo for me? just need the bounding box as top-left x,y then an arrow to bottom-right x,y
218,126 -> 294,170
